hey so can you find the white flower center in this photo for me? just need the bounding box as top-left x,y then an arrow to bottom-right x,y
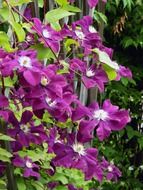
20,124 -> 30,133
108,166 -> 113,172
18,56 -> 32,68
26,35 -> 32,42
89,26 -> 97,33
86,69 -> 95,77
42,29 -> 51,38
72,143 -> 86,156
41,76 -> 49,86
75,30 -> 85,40
93,109 -> 108,121
26,160 -> 33,168
45,97 -> 56,107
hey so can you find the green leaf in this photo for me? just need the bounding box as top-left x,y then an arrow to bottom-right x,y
52,174 -> 68,184
126,126 -> 135,140
138,137 -> 143,148
123,0 -> 134,10
45,8 -> 75,23
57,60 -> 70,74
121,77 -> 129,86
55,0 -> 68,6
38,0 -> 43,7
103,65 -> 117,80
0,76 -> 16,87
0,180 -> 6,186
0,133 -> 15,141
31,44 -> 56,60
42,111 -> 54,124
0,31 -> 13,52
94,10 -> 107,24
10,21 -> 25,42
115,0 -> 121,6
8,0 -> 32,6
65,39 -> 79,52
0,7 -> 19,22
17,178 -> 26,190
55,186 -> 68,190
63,5 -> 81,12
31,181 -> 44,190
92,48 -> 119,70
0,147 -> 12,162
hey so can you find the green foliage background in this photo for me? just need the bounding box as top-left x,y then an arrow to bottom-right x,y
97,0 -> 143,189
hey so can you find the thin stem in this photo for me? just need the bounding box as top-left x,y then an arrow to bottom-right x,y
0,119 -> 18,190
1,76 -> 5,95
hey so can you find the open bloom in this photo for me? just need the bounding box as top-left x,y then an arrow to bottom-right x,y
116,65 -> 132,80
32,18 -> 61,52
52,133 -> 103,181
70,58 -> 108,92
13,155 -> 40,179
8,111 -> 47,149
72,99 -> 130,141
101,158 -> 122,181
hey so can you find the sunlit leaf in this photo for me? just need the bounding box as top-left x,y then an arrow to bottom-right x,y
10,21 -> 25,42
0,31 -> 13,52
0,133 -> 15,141
45,8 -> 75,23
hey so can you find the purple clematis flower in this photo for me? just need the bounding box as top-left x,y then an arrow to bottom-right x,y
0,49 -> 42,86
32,18 -> 61,52
13,155 -> 40,179
32,90 -> 77,121
116,65 -> 132,80
16,50 -> 42,86
52,133 -> 103,181
72,99 -> 130,141
89,99 -> 130,140
70,58 -> 108,91
101,158 -> 122,181
8,110 -> 47,149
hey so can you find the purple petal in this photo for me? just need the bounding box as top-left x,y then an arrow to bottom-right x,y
21,110 -> 33,124
87,0 -> 98,8
23,70 -> 41,86
96,122 -> 111,141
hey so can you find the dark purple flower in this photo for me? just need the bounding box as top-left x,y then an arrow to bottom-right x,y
87,0 -> 98,8
116,65 -> 132,80
24,7 -> 32,20
32,90 -> 77,122
72,99 -> 130,141
88,99 -> 131,140
8,111 -> 47,148
52,135 -> 103,181
70,58 -> 108,91
32,18 -> 61,52
13,155 -> 40,179
101,158 -> 121,181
